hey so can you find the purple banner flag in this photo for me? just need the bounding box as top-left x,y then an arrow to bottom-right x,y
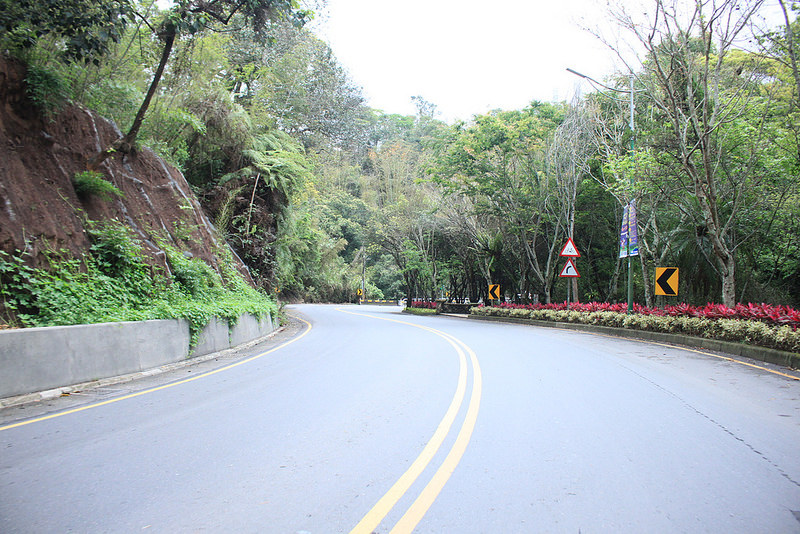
619,204 -> 629,258
629,199 -> 639,256
619,201 -> 639,258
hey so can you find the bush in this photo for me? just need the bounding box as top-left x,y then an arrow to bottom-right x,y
404,307 -> 437,316
25,65 -> 70,115
492,300 -> 800,330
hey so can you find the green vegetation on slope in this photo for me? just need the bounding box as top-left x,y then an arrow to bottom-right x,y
0,220 -> 276,343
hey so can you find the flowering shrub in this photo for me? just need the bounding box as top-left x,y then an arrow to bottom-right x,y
410,300 -> 438,310
470,302 -> 800,353
492,301 -> 800,330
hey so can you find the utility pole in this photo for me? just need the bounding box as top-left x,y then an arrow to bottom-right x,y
361,247 -> 366,303
627,73 -> 635,315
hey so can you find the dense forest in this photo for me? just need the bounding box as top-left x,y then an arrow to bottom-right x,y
1,0 -> 798,311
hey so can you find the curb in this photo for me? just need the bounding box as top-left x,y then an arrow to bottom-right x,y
464,314 -> 800,370
402,309 -> 799,372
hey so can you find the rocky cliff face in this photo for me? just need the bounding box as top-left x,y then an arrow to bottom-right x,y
0,56 -> 250,282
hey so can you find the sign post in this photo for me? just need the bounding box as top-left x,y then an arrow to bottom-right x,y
559,238 -> 581,303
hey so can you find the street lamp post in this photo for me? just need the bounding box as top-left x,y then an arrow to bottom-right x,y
567,68 -> 636,314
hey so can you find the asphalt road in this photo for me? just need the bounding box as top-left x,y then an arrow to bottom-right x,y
1,304 -> 799,533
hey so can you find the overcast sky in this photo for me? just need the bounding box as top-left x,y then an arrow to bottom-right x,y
312,0 -> 622,121
312,0 -> 790,122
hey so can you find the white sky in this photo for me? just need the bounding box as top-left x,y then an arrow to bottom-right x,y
312,0 -> 791,122
312,0 -> 620,122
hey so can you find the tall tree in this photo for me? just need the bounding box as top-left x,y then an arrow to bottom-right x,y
609,0 -> 766,306
548,99 -> 595,302
432,103 -> 566,302
89,0 -> 311,169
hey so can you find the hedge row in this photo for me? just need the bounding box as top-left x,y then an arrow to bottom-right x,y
493,301 -> 800,330
471,306 -> 800,354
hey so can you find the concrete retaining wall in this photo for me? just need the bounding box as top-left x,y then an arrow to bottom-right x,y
0,313 -> 274,399
190,314 -> 274,358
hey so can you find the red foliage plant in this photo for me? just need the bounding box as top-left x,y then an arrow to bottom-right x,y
494,301 -> 799,330
411,300 -> 438,310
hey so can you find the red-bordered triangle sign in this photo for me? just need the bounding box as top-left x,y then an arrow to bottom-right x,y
559,258 -> 580,277
560,238 -> 580,257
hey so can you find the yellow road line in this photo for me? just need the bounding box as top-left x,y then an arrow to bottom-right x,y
589,332 -> 800,381
346,317 -> 468,534
340,308 -> 481,534
389,332 -> 482,533
0,316 -> 313,432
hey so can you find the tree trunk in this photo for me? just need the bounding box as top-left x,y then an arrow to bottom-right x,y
88,24 -> 177,170
639,249 -> 653,308
718,250 -> 737,308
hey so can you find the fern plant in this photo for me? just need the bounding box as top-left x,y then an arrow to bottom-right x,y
73,171 -> 124,201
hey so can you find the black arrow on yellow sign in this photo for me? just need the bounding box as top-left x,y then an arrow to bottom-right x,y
655,267 -> 679,296
488,284 -> 501,300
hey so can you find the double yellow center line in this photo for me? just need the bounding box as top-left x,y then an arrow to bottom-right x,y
339,309 -> 482,534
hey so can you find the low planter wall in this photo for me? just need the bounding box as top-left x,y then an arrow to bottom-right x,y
437,302 -> 478,314
0,313 -> 274,399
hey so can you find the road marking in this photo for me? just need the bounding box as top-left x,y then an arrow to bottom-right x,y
589,332 -> 800,381
481,317 -> 799,382
0,316 -> 313,432
390,331 -> 482,533
340,308 -> 482,534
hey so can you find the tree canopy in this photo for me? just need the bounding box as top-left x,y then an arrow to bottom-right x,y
2,0 -> 798,307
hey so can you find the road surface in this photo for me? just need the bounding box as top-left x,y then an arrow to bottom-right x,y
2,304 -> 799,532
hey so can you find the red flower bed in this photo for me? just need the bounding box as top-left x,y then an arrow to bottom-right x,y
411,300 -> 438,310
495,301 -> 800,330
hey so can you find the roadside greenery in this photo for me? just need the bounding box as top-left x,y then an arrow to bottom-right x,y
0,221 -> 277,344
402,307 -> 437,316
2,0 -> 799,317
72,171 -> 124,201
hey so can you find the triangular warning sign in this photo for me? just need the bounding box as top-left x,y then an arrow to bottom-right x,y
560,238 -> 580,257
559,258 -> 580,277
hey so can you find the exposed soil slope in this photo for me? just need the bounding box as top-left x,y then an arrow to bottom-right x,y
0,56 -> 250,282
